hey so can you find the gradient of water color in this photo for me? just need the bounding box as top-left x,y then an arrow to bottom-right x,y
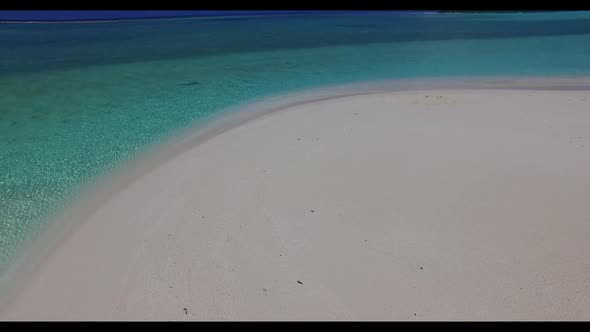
1,11 -> 590,275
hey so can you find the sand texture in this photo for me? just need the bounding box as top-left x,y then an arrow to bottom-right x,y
2,89 -> 590,320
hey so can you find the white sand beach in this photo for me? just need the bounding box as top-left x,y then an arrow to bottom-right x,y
1,87 -> 590,320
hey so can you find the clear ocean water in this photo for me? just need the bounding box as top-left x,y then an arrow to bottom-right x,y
1,11 -> 590,275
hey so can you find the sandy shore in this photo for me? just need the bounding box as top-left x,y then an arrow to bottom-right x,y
2,87 -> 590,320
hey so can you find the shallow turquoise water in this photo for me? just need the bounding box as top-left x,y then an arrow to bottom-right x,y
1,11 -> 590,274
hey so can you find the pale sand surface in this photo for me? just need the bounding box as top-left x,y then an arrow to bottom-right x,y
2,88 -> 590,320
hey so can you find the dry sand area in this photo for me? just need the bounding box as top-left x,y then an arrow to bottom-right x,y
1,88 -> 590,320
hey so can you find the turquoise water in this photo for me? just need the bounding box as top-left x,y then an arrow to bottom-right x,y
1,11 -> 590,274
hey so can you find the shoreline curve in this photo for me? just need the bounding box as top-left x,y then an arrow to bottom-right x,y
2,76 -> 590,320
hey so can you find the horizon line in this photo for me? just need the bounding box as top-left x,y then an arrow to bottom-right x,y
0,10 -> 440,24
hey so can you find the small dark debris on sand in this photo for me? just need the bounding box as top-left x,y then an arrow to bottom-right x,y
297,280 -> 303,285
419,267 -> 424,270
183,308 -> 188,315
310,210 -> 315,213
